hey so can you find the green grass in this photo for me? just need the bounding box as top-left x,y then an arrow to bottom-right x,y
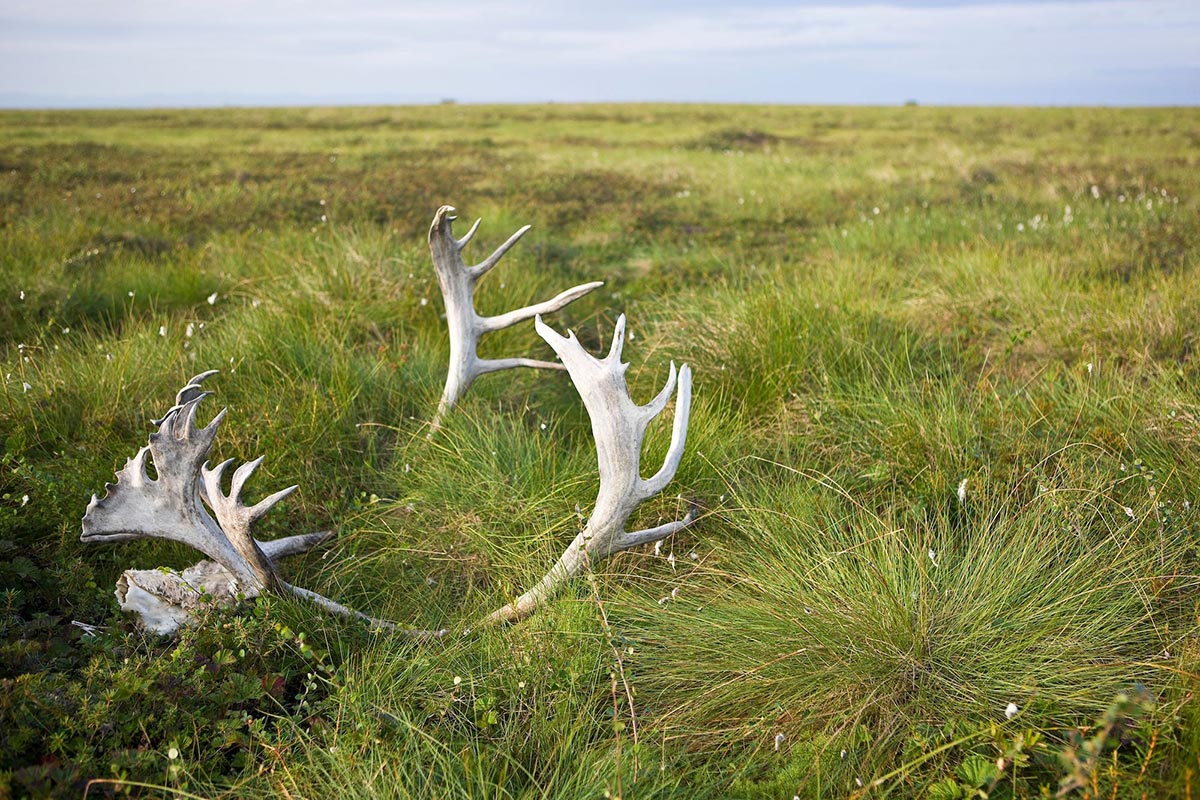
1,104 -> 1199,798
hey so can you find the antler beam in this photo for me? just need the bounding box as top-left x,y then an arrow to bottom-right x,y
82,371 -> 401,634
483,314 -> 696,624
428,205 -> 603,428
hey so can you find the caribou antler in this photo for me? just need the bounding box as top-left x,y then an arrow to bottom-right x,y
483,314 -> 696,624
428,205 -> 603,428
82,371 -> 395,634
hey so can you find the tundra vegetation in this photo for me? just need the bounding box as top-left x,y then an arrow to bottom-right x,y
1,104 -> 1199,798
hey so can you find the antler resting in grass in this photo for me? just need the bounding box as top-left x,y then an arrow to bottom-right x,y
483,314 -> 696,625
82,371 -> 397,634
428,205 -> 603,428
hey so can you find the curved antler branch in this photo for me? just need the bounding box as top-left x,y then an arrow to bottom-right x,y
428,205 -> 603,428
482,315 -> 697,625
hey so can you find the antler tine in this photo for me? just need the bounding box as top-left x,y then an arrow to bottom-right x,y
151,369 -> 220,426
469,224 -> 531,281
606,313 -> 627,364
637,361 -> 678,426
457,217 -> 482,251
639,363 -> 692,499
482,315 -> 697,625
427,206 -> 602,427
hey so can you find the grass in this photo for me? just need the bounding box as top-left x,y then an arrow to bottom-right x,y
1,103 -> 1199,798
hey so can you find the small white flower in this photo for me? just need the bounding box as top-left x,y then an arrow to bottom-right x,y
158,325 -> 166,336
1091,185 -> 1101,199
927,549 -> 938,567
957,478 -> 967,504
22,382 -> 31,393
168,746 -> 179,760
62,327 -> 69,334
1005,702 -> 1019,719
207,292 -> 218,305
319,199 -> 326,206
252,298 -> 261,308
774,732 -> 785,751
872,206 -> 880,215
1016,222 -> 1025,232
1124,506 -> 1135,520
185,322 -> 195,337
105,353 -> 113,361
840,749 -> 847,759
540,422 -> 547,430
128,291 -> 134,297
453,676 -> 462,686
18,290 -> 24,300
21,494 -> 29,506
1087,362 -> 1093,374
320,214 -> 327,222
689,551 -> 698,560
420,298 -> 428,307
667,552 -> 676,570
855,778 -> 863,787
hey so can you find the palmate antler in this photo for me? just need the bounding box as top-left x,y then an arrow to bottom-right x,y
82,371 -> 395,634
483,314 -> 696,624
428,205 -> 603,428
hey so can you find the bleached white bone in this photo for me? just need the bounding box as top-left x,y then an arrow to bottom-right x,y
428,205 -> 602,428
82,371 -> 398,634
483,314 -> 696,624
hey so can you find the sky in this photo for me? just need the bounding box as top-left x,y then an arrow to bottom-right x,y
1,0 -> 1197,108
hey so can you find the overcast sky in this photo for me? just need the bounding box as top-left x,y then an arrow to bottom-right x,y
1,0 -> 1196,107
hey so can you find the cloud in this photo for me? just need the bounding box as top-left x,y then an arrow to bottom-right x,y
0,0 -> 1196,105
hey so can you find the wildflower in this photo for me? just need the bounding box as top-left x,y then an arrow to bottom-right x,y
207,292 -> 218,305
1005,702 -> 1019,719
518,681 -> 526,689
62,327 -> 69,334
453,676 -> 462,686
22,382 -> 31,393
927,549 -> 938,567
21,494 -> 29,506
957,478 -> 967,503
540,422 -> 547,430
1124,506 -> 1135,520
252,299 -> 261,308
420,298 -> 428,306
1087,362 -> 1093,374
159,325 -> 166,336
168,746 -> 179,760
1016,223 -> 1025,232
18,290 -> 24,300
186,323 -> 195,337
128,291 -> 134,297
320,214 -> 327,222
872,207 -> 880,215
840,749 -> 847,759
1091,185 -> 1100,199
774,732 -> 785,751
689,551 -> 698,560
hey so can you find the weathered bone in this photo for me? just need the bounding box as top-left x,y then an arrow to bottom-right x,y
82,371 -> 395,634
483,314 -> 696,624
428,205 -> 603,428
